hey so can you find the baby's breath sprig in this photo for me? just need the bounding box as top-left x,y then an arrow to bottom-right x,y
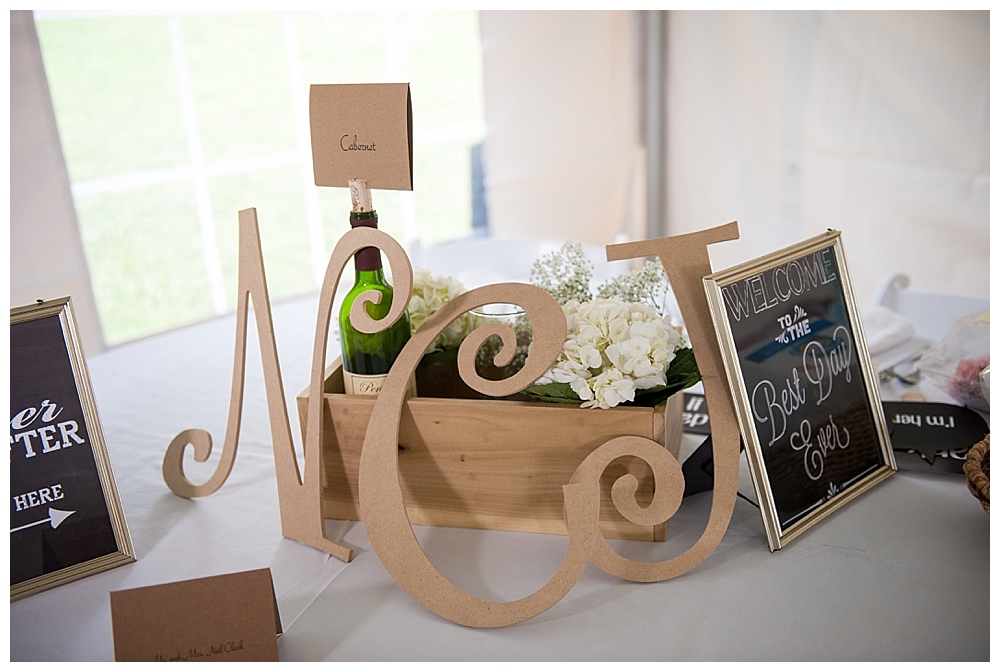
529,242 -> 594,306
596,260 -> 670,318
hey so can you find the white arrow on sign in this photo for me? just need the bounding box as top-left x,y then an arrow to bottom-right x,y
10,507 -> 76,533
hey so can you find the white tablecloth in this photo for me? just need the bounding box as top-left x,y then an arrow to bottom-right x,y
10,295 -> 990,661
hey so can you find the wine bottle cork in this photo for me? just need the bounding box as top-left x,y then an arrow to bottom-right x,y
349,178 -> 373,213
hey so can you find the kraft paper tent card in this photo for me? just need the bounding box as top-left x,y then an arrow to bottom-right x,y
110,568 -> 281,662
310,83 -> 413,190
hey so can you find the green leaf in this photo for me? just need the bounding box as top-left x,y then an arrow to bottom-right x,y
668,347 -> 701,384
522,382 -> 585,405
632,347 -> 701,407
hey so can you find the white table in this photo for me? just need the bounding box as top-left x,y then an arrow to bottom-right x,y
10,294 -> 990,661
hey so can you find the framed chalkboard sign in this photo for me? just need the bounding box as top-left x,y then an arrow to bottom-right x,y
704,231 -> 895,551
11,298 -> 135,599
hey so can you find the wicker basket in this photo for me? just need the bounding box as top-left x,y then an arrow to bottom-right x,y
963,434 -> 990,513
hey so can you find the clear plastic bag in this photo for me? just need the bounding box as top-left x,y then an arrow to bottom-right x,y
919,310 -> 990,412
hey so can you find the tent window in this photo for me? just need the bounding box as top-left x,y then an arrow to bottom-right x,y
35,10 -> 485,345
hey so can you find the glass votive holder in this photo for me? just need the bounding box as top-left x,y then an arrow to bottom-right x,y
468,303 -> 532,380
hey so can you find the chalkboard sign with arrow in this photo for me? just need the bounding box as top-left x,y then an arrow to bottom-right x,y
10,298 -> 135,600
704,231 -> 896,550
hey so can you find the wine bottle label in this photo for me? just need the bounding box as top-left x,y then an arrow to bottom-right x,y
343,370 -> 417,398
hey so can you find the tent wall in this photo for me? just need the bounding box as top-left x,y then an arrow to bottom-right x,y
480,10 -> 988,307
666,10 -> 989,305
10,10 -> 105,354
11,10 -> 989,351
480,11 -> 647,248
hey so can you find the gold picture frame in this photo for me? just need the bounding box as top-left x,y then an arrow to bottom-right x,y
10,297 -> 135,600
704,231 -> 896,551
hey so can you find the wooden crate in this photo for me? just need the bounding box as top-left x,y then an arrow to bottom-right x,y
296,360 -> 683,541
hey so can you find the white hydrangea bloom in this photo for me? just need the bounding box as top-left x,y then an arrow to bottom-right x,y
538,297 -> 684,409
583,367 -> 636,409
408,267 -> 470,352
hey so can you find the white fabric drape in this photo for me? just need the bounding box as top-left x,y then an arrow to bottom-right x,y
480,11 -> 647,248
666,10 -> 989,306
10,10 -> 105,355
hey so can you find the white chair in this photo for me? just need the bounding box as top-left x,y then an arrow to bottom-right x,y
872,272 -> 989,342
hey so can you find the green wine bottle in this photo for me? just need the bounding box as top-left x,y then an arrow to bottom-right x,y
339,202 -> 413,396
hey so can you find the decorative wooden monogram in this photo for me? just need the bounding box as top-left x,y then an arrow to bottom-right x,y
163,208 -> 742,627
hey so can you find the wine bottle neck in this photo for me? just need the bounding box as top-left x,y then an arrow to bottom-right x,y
350,210 -> 382,272
355,268 -> 387,285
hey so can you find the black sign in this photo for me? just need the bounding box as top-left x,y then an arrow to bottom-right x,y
681,392 -> 711,435
10,298 -> 134,599
885,400 -> 989,473
705,232 -> 895,550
